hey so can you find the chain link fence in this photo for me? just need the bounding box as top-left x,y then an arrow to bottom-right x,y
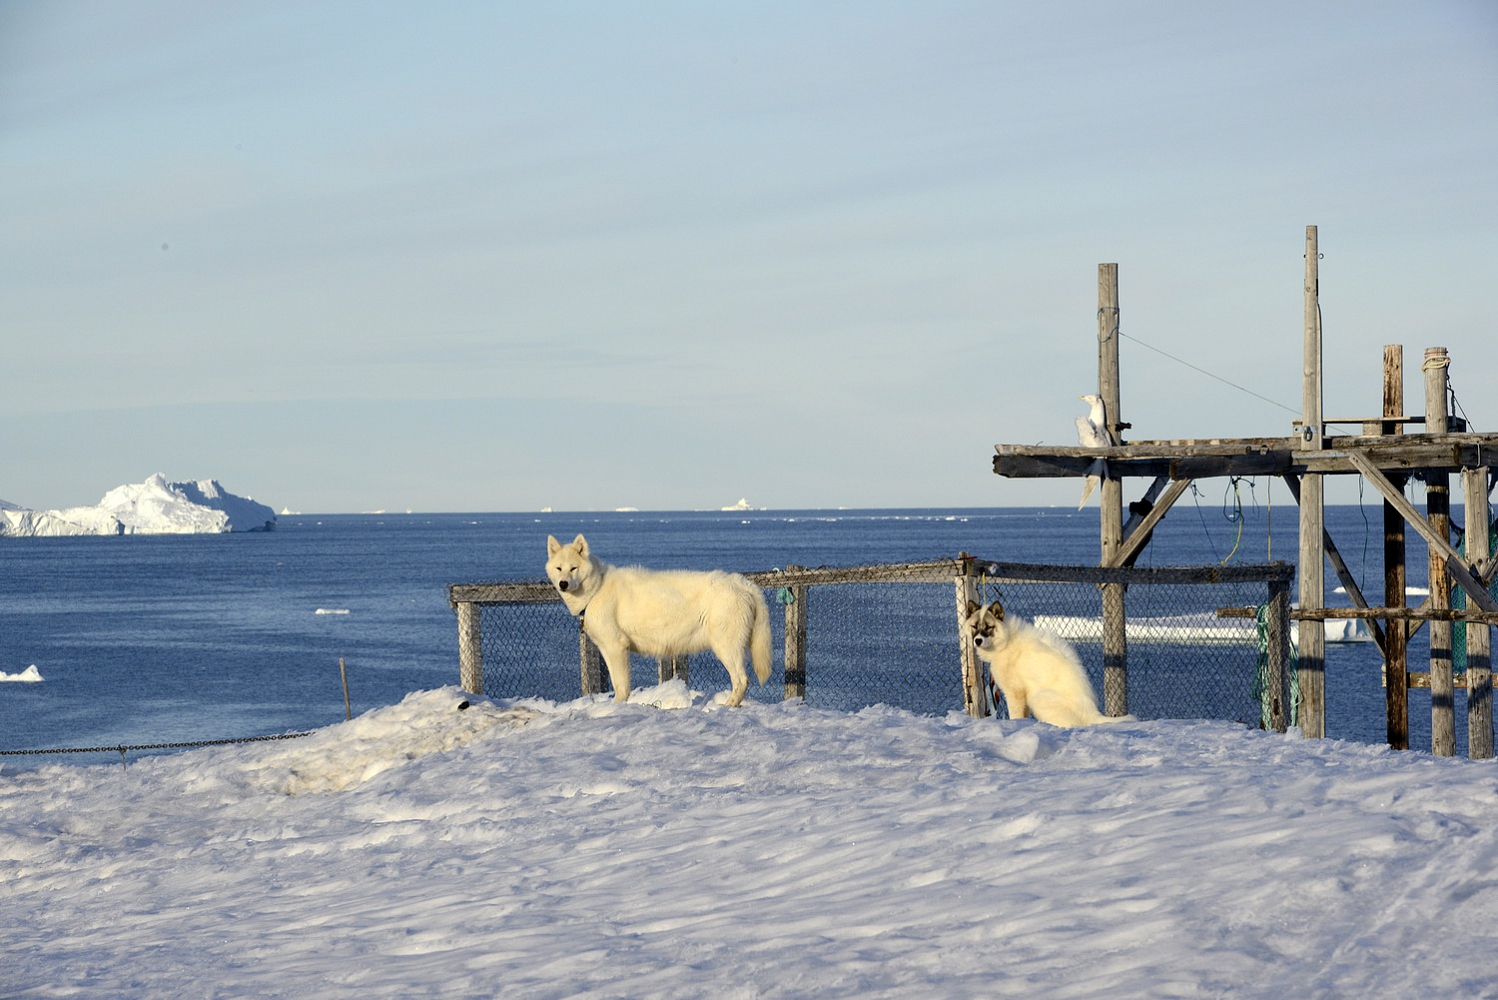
449,558 -> 1295,725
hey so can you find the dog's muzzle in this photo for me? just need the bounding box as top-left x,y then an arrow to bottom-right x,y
556,580 -> 570,592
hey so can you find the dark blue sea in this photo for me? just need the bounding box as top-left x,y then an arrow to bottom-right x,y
0,501 -> 1473,767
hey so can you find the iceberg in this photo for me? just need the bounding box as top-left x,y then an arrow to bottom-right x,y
0,665 -> 43,682
722,498 -> 756,511
0,474 -> 277,537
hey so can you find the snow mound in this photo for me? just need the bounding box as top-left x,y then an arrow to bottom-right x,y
0,473 -> 276,536
229,688 -> 537,795
6,687 -> 1498,998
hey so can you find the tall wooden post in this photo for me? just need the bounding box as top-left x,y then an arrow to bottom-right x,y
1266,576 -> 1291,732
1425,347 -> 1455,755
580,630 -> 604,696
957,563 -> 986,717
457,601 -> 483,695
1463,463 -> 1494,758
1296,226 -> 1326,737
1098,263 -> 1128,716
783,571 -> 808,702
1382,345 -> 1409,749
658,654 -> 689,686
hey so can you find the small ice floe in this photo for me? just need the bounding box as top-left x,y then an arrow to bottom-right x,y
0,665 -> 43,683
315,608 -> 352,615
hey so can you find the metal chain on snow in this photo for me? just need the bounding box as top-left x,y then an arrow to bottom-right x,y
0,731 -> 312,766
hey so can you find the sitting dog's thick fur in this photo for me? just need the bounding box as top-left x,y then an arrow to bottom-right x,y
963,599 -> 1115,727
546,534 -> 772,705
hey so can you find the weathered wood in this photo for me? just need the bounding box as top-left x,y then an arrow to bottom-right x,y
744,561 -> 966,588
1346,451 -> 1498,613
1410,672 -> 1469,689
783,579 -> 808,702
957,562 -> 985,717
1101,580 -> 1128,717
1463,465 -> 1494,758
1290,607 -> 1498,625
657,653 -> 689,685
1107,478 -> 1193,569
580,630 -> 605,696
1281,473 -> 1387,654
457,602 -> 482,695
1295,228 -> 1325,739
1425,347 -> 1455,756
1297,471 -> 1326,737
1383,344 -> 1409,750
1266,577 -> 1291,733
1301,225 -> 1323,453
974,560 -> 1293,586
992,434 -> 1498,481
1098,264 -> 1127,717
449,581 -> 559,605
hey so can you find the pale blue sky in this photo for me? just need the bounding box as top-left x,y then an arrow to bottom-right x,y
3,1 -> 1495,512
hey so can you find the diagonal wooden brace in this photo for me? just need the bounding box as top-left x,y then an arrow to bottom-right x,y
1346,451 -> 1498,614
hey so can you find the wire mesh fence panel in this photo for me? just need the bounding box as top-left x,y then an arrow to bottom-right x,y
453,561 -> 1284,725
982,576 -> 1269,724
475,600 -> 578,704
797,581 -> 962,715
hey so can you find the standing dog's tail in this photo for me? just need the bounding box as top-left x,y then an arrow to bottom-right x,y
750,591 -> 773,684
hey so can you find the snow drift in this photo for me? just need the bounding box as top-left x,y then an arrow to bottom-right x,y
4,684 -> 1498,999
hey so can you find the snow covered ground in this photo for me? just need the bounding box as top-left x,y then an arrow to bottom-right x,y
5,684 -> 1498,999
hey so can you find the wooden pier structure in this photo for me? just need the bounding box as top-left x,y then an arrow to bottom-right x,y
991,227 -> 1498,756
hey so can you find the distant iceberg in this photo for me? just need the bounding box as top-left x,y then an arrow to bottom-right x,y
0,665 -> 43,683
722,498 -> 756,511
0,474 -> 277,537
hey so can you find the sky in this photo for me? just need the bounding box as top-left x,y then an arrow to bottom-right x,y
7,683 -> 1498,998
2,1 -> 1495,513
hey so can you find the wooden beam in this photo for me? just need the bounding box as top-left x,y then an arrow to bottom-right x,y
1345,451 -> 1498,614
992,434 -> 1498,481
1107,478 -> 1192,569
1290,606 -> 1498,626
1281,473 -> 1387,654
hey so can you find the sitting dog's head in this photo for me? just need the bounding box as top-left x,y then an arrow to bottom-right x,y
546,533 -> 591,595
963,599 -> 1007,653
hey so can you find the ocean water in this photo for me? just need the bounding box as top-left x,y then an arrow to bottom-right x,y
0,501 -> 1473,766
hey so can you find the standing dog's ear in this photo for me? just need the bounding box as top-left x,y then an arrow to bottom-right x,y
573,534 -> 589,557
964,600 -> 981,618
547,534 -> 561,556
986,600 -> 1006,621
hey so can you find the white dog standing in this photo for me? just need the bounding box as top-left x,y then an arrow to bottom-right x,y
963,599 -> 1119,727
546,534 -> 773,706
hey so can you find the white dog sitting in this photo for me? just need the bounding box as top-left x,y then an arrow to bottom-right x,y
546,534 -> 772,706
963,599 -> 1119,727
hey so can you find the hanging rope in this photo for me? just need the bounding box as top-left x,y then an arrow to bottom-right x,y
1219,477 -> 1247,566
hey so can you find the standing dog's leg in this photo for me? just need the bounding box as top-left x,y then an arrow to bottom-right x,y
597,643 -> 633,702
712,640 -> 751,706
